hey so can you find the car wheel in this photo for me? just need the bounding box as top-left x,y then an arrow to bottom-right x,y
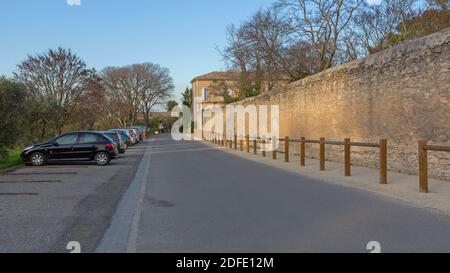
95,152 -> 110,166
30,152 -> 46,166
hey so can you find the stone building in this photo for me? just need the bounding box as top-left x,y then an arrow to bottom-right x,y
191,71 -> 290,139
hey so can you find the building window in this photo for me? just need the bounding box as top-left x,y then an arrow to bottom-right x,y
203,88 -> 209,100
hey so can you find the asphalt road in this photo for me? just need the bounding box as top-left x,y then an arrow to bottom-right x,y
2,134 -> 450,253
129,135 -> 450,253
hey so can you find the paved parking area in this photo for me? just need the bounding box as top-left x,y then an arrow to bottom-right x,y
0,141 -> 148,253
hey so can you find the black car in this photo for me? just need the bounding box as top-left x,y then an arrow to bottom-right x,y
21,132 -> 119,166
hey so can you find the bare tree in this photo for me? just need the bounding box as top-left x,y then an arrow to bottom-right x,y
220,24 -> 253,73
392,0 -> 419,35
137,63 -> 174,127
73,74 -> 106,130
102,66 -> 139,127
220,2 -> 364,83
240,9 -> 317,82
14,47 -> 99,135
347,0 -> 418,56
274,0 -> 365,69
219,9 -> 291,94
102,63 -> 174,128
218,0 -> 438,98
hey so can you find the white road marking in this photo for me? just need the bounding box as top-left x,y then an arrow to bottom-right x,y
126,148 -> 151,253
95,141 -> 152,253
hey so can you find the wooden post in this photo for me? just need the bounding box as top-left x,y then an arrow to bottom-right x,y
300,137 -> 306,167
320,137 -> 325,171
253,139 -> 257,155
234,134 -> 237,150
285,137 -> 290,162
272,138 -> 277,160
419,140 -> 429,193
262,139 -> 266,157
380,139 -> 388,185
246,135 -> 250,153
344,138 -> 351,177
240,138 -> 244,152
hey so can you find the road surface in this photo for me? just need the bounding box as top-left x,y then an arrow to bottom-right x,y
2,134 -> 450,253
101,135 -> 450,253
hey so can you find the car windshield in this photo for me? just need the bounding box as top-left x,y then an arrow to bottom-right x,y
102,135 -> 114,143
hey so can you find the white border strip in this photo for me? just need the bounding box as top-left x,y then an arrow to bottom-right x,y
95,142 -> 152,253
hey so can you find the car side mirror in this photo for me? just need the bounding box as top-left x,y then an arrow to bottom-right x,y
53,142 -> 59,147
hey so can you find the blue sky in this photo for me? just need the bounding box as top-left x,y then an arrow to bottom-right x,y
0,0 -> 277,101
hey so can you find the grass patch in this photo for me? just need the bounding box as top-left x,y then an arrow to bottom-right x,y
0,149 -> 22,171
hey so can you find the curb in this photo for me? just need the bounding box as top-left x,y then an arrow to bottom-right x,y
0,164 -> 24,175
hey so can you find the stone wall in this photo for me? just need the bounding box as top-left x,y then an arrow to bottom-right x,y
235,28 -> 450,180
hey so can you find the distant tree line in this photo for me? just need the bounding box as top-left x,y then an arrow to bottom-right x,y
0,47 -> 174,160
219,0 -> 450,98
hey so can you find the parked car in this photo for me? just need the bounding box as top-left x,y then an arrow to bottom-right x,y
100,131 -> 127,154
128,129 -> 139,144
21,132 -> 119,166
109,129 -> 132,146
130,126 -> 145,141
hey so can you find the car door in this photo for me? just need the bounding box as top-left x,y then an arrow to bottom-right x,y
77,133 -> 103,159
48,133 -> 80,160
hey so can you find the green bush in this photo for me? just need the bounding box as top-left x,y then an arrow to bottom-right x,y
0,77 -> 28,160
0,149 -> 22,170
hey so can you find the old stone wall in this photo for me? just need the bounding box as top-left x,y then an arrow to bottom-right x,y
235,28 -> 450,180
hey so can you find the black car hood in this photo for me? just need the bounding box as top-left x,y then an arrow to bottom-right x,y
28,142 -> 51,148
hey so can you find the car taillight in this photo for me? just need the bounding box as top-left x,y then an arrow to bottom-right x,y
105,143 -> 114,149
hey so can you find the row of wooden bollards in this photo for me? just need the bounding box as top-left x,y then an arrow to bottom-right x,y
205,133 -> 388,185
206,132 -> 450,193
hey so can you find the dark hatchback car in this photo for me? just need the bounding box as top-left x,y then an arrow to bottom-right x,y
21,132 -> 119,166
